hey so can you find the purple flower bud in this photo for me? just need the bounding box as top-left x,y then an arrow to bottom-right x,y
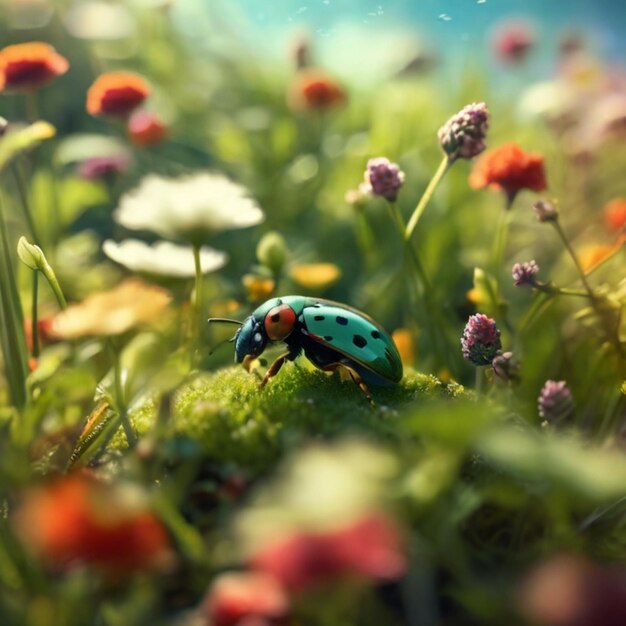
492,351 -> 520,382
512,260 -> 539,286
438,102 -> 489,162
77,154 -> 131,180
533,199 -> 559,222
461,313 -> 502,366
363,157 -> 405,202
538,380 -> 574,425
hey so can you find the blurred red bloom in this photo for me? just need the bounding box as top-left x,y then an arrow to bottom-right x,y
492,21 -> 535,64
288,69 -> 345,111
23,316 -> 55,354
0,42 -> 68,92
128,110 -> 167,147
203,572 -> 289,626
469,143 -> 547,207
250,512 -> 406,592
604,198 -> 626,231
519,554 -> 626,626
15,473 -> 173,573
87,72 -> 150,117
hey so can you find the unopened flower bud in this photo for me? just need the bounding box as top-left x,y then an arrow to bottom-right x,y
533,199 -> 559,222
491,351 -> 520,382
256,231 -> 287,275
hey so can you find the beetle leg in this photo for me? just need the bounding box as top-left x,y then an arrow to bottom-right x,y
321,363 -> 375,406
346,367 -> 375,406
259,351 -> 292,389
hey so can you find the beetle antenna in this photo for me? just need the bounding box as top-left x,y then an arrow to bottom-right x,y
207,317 -> 244,326
208,335 -> 237,356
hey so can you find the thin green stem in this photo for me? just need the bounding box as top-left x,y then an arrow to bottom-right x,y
31,271 -> 39,358
39,257 -> 67,309
107,339 -> 137,447
25,92 -> 39,123
491,209 -> 512,272
475,367 -> 485,397
191,244 -> 203,365
405,156 -> 449,241
552,221 -> 625,365
11,163 -> 40,246
535,284 -> 589,298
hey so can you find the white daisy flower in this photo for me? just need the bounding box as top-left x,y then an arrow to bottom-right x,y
103,239 -> 228,278
113,172 -> 264,244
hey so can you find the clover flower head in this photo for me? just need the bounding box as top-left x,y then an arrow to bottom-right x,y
461,313 -> 502,366
438,102 -> 489,162
0,42 -> 68,92
533,199 -> 559,222
538,380 -> 574,425
113,172 -> 264,245
363,157 -> 405,202
512,260 -> 539,287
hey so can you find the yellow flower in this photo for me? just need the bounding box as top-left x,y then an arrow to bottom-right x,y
242,274 -> 275,302
51,279 -> 171,339
289,263 -> 341,291
391,328 -> 415,366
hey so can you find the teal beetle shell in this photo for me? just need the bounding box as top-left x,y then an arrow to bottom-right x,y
250,295 -> 403,385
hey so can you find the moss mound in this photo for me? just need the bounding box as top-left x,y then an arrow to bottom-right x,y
126,364 -> 464,471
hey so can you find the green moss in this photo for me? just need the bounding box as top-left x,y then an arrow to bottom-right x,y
120,364 -> 463,471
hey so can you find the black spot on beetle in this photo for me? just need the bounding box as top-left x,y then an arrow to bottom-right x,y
314,315 -> 325,321
353,335 -> 367,348
324,336 -> 333,341
271,313 -> 280,322
336,316 -> 348,325
371,330 -> 381,339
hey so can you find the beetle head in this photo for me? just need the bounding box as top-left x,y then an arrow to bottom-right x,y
234,316 -> 268,363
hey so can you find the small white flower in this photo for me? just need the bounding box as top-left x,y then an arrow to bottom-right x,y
113,172 -> 264,244
103,239 -> 228,278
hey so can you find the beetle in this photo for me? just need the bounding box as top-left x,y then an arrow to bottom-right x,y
209,295 -> 403,403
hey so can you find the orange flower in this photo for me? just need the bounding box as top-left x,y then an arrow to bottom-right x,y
579,243 -> 620,273
128,110 -> 167,147
604,198 -> 626,231
288,69 -> 346,111
0,42 -> 68,92
392,328 -> 416,366
87,71 -> 150,117
14,473 -> 172,573
469,142 -> 547,206
203,572 -> 289,626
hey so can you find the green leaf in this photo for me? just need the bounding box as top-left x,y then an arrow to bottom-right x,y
0,122 -> 55,172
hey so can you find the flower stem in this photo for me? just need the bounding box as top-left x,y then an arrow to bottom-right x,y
475,367 -> 485,397
31,271 -> 40,358
107,339 -> 136,447
405,156 -> 449,241
11,163 -> 41,246
552,221 -> 625,365
191,243 -> 203,365
491,209 -> 512,271
25,92 -> 39,123
39,255 -> 67,309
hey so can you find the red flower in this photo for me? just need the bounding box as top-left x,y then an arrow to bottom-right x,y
604,198 -> 626,231
128,110 -> 167,147
491,21 -> 535,64
0,42 -> 68,92
288,69 -> 346,111
520,555 -> 626,626
23,316 -> 55,354
203,572 -> 289,626
250,512 -> 406,592
469,143 -> 547,206
87,72 -> 150,117
15,473 -> 173,573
